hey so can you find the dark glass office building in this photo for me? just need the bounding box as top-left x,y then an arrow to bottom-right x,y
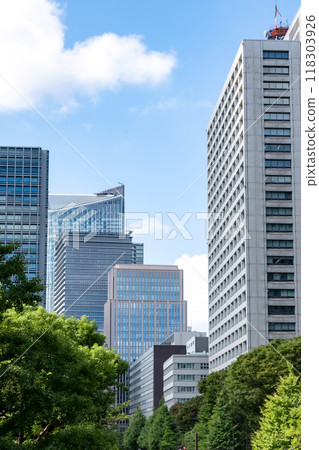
53,232 -> 144,333
0,146 -> 48,306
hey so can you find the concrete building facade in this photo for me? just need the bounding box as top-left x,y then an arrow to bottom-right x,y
129,331 -> 205,417
207,39 -> 301,371
163,335 -> 209,409
129,344 -> 186,418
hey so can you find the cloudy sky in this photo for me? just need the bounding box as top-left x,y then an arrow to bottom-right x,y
0,0 -> 300,331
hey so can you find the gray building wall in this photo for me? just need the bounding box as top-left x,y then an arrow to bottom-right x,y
207,40 -> 301,371
163,352 -> 209,409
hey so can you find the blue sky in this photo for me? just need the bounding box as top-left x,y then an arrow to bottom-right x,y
0,0 -> 300,329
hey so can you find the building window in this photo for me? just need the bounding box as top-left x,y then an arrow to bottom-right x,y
268,289 -> 295,298
266,223 -> 293,232
265,159 -> 291,168
263,51 -> 289,59
267,240 -> 293,248
266,191 -> 292,200
177,363 -> 195,369
178,386 -> 196,393
266,207 -> 292,216
178,375 -> 195,381
264,97 -> 290,105
265,176 -> 292,184
268,305 -> 295,315
267,272 -> 294,281
263,81 -> 289,90
200,363 -> 209,369
268,322 -> 296,332
263,66 -> 289,74
265,144 -> 291,152
264,113 -> 290,121
267,256 -> 294,265
264,128 -> 290,136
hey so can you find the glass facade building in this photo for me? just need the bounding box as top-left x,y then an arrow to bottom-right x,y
0,146 -> 48,306
53,232 -> 143,333
105,264 -> 188,363
47,185 -> 125,312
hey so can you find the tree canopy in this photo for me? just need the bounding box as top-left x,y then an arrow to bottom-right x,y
0,307 -> 128,447
172,337 -> 301,449
251,369 -> 301,450
123,407 -> 146,450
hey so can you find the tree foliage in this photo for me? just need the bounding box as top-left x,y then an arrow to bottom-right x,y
0,307 -> 128,446
176,337 -> 301,449
137,415 -> 153,450
206,398 -> 240,450
251,369 -> 301,450
0,243 -> 44,316
148,400 -> 177,450
123,407 -> 146,450
159,426 -> 178,450
169,395 -> 203,434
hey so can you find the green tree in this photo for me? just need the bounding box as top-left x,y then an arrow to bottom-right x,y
185,369 -> 226,447
251,370 -> 301,450
148,400 -> 177,450
181,337 -> 301,449
206,398 -> 239,450
0,243 -> 44,317
123,406 -> 146,450
37,423 -> 119,449
159,426 -> 178,450
170,396 -> 203,434
221,337 -> 301,447
0,307 -> 128,446
137,415 -> 153,450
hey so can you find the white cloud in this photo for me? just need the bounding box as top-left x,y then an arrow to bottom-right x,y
0,0 -> 176,111
174,254 -> 208,333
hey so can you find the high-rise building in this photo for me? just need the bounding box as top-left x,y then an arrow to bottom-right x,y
207,39 -> 301,371
53,232 -> 143,333
47,185 -> 125,312
105,264 -> 188,363
0,146 -> 48,305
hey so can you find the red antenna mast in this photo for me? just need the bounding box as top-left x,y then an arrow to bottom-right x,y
265,1 -> 289,40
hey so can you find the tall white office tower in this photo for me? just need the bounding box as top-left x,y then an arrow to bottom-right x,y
207,39 -> 301,371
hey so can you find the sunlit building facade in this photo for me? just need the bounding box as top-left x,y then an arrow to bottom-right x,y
207,39 -> 301,371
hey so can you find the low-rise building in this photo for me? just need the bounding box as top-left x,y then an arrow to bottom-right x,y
163,336 -> 209,409
128,331 -> 207,417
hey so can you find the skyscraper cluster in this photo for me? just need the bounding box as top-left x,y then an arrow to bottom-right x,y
0,6 -> 301,420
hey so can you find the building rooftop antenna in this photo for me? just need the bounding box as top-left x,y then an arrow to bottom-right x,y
264,1 -> 289,40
